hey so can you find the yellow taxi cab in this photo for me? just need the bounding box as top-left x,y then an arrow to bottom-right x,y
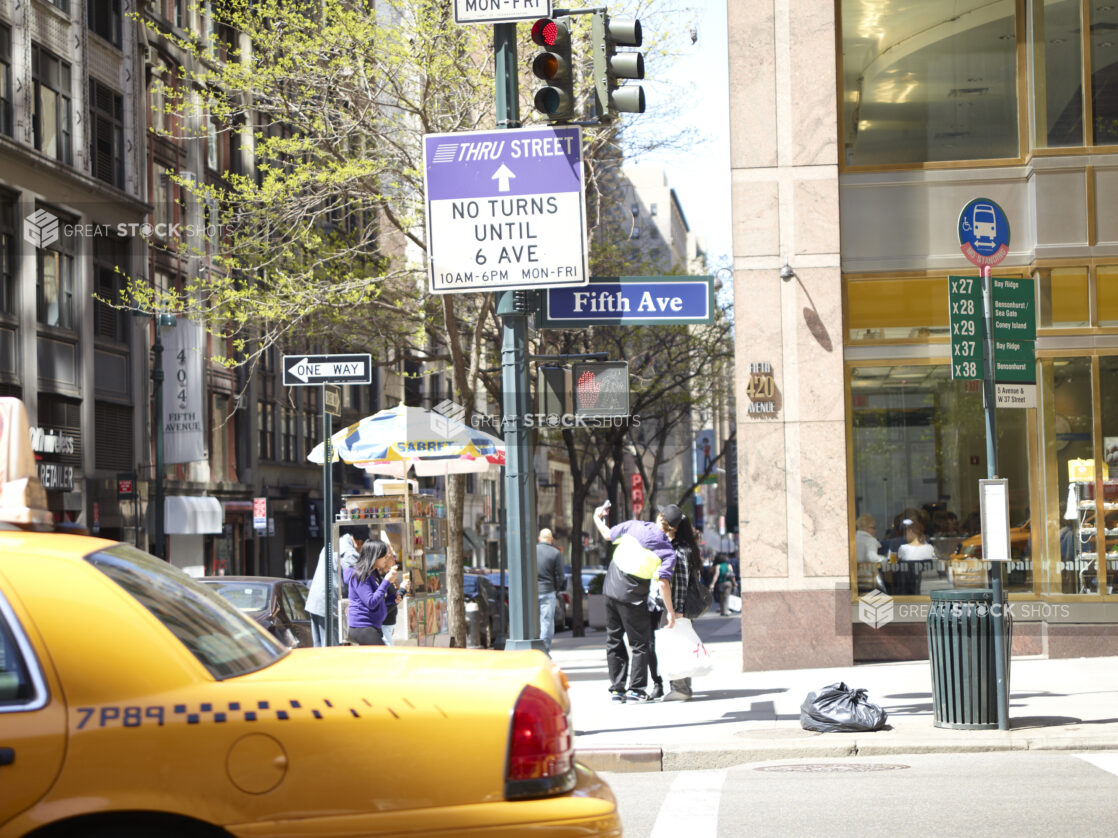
0,397 -> 620,838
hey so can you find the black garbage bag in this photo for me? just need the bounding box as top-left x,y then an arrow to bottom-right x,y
799,682 -> 888,732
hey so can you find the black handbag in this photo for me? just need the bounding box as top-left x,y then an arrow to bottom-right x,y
682,572 -> 713,619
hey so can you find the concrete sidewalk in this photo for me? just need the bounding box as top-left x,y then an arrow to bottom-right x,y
550,614 -> 1118,772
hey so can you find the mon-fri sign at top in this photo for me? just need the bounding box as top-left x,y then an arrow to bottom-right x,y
423,126 -> 588,294
454,0 -> 551,24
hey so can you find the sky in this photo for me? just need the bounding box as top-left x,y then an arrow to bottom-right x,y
626,0 -> 733,272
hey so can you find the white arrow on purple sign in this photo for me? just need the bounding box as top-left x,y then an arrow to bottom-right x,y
423,126 -> 589,294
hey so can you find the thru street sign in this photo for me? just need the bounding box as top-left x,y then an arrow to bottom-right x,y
454,0 -> 551,24
423,126 -> 588,294
282,354 -> 371,386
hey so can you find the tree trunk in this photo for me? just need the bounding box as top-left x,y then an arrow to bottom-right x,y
445,472 -> 466,647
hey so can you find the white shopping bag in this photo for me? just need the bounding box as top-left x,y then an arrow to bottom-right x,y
654,618 -> 714,680
727,594 -> 742,613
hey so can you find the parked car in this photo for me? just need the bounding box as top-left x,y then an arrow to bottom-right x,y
0,530 -> 620,836
197,575 -> 313,649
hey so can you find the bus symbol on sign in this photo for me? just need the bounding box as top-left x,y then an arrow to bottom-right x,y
958,198 -> 1010,267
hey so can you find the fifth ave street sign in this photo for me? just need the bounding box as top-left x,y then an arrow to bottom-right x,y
282,354 -> 371,386
540,276 -> 715,327
423,125 -> 588,294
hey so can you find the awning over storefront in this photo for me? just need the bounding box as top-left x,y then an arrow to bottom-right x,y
165,495 -> 224,535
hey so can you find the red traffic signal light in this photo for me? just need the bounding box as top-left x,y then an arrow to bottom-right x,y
530,17 -> 574,122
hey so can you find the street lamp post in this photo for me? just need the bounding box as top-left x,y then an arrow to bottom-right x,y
151,312 -> 177,559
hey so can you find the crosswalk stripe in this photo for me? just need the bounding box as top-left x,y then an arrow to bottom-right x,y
1076,753 -> 1118,777
649,769 -> 727,838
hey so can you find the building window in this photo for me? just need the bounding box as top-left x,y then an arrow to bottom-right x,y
36,213 -> 75,330
282,407 -> 297,462
88,0 -> 123,48
257,401 -> 275,460
89,80 -> 124,188
840,0 -> 1018,166
206,109 -> 219,171
0,25 -> 11,137
152,163 -> 173,236
211,394 -> 231,480
650,203 -> 658,216
0,193 -> 14,316
849,363 -> 1031,596
93,235 -> 129,343
95,402 -> 133,471
172,0 -> 186,29
45,0 -> 71,14
32,44 -> 73,165
149,57 -> 170,134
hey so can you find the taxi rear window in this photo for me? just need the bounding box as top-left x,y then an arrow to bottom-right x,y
85,545 -> 286,679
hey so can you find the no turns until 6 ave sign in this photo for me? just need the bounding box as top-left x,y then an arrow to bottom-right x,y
423,125 -> 589,294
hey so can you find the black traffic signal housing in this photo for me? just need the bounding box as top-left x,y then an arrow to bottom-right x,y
571,361 -> 630,418
591,11 -> 645,120
537,365 -> 570,418
530,17 -> 574,122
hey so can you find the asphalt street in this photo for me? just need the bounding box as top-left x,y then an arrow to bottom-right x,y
603,751 -> 1118,837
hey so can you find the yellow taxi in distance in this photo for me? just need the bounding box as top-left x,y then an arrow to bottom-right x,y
0,533 -> 620,838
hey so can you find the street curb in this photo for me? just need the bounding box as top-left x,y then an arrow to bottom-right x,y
576,747 -> 662,773
576,735 -> 1118,773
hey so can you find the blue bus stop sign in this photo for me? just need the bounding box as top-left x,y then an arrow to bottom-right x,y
958,197 -> 1010,267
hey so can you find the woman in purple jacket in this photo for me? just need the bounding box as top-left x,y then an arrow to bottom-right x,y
343,540 -> 399,645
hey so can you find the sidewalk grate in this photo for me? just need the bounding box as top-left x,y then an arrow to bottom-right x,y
754,763 -> 909,773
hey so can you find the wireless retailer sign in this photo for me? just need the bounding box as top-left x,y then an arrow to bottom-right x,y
423,125 -> 588,294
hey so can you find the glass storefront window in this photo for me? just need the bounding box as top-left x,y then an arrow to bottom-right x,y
850,364 -> 1031,596
847,277 -> 949,341
1033,0 -> 1084,147
841,0 -> 1019,166
1042,357 -> 1099,594
1038,267 -> 1089,327
1098,266 -> 1118,327
1099,356 -> 1118,593
1091,4 -> 1118,145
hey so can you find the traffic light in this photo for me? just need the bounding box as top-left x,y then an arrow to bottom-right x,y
530,17 -> 574,122
537,365 -> 570,418
571,361 -> 630,418
591,11 -> 645,120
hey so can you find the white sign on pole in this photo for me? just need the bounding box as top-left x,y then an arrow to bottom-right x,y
423,126 -> 588,294
979,478 -> 1011,562
163,319 -> 206,464
995,383 -> 1037,408
454,0 -> 551,24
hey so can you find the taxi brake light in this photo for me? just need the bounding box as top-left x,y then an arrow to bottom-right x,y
505,684 -> 575,799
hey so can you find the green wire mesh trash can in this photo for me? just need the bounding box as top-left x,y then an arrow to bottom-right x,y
927,589 -> 1011,730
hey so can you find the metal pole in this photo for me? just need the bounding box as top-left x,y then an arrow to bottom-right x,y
323,386 -> 337,646
152,317 -> 166,560
494,22 -> 542,652
981,264 -> 1009,730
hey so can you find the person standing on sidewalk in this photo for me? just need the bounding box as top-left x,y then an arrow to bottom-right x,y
712,554 -> 737,616
306,525 -> 368,647
536,528 -> 566,654
662,514 -> 703,701
593,501 -> 678,703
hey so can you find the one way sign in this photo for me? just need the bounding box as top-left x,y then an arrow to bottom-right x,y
282,354 -> 372,386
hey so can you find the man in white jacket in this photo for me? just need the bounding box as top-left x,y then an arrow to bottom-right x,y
306,525 -> 368,647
